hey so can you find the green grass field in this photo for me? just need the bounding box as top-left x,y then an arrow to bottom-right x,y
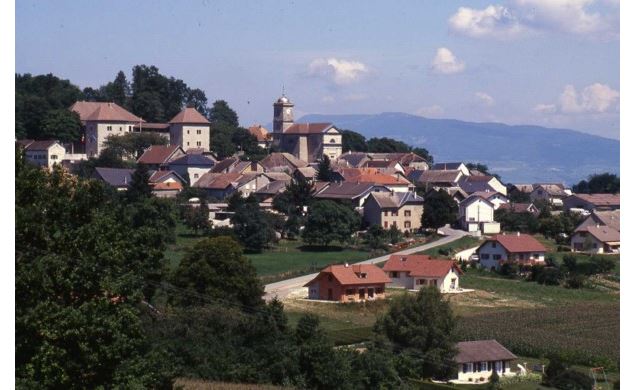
419,235 -> 482,258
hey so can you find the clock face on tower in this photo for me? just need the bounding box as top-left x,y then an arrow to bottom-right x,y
285,108 -> 292,115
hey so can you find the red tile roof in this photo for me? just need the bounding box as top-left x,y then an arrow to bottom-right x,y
70,101 -> 143,123
248,125 -> 271,142
138,145 -> 182,165
383,255 -> 462,277
168,107 -> 210,124
567,193 -> 620,207
283,122 -> 333,134
481,234 -> 547,253
152,181 -> 183,191
340,168 -> 412,186
304,264 -> 391,287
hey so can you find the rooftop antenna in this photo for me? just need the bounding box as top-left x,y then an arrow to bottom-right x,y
282,84 -> 286,97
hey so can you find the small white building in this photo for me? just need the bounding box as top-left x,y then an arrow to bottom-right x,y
570,210 -> 620,254
476,233 -> 547,270
458,194 -> 500,234
382,254 -> 462,292
21,140 -> 66,169
452,340 -> 516,384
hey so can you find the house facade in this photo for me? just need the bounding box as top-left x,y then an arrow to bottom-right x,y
304,264 -> 391,302
477,233 -> 547,270
21,140 -> 66,168
363,191 -> 424,232
452,340 -> 516,384
458,195 -> 500,234
168,153 -> 216,185
530,183 -> 570,207
382,255 -> 462,292
570,210 -> 620,254
168,107 -> 211,152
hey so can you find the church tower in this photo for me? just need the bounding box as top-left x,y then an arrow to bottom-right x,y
273,94 -> 294,133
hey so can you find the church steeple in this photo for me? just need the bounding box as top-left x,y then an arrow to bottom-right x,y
273,93 -> 294,133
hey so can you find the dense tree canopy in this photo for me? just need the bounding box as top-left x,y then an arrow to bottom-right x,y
15,152 -> 176,388
572,172 -> 619,194
209,100 -> 239,128
302,200 -> 360,246
367,137 -> 410,153
421,190 -> 458,229
231,200 -> 277,252
40,109 -> 82,143
15,73 -> 84,140
103,132 -> 169,160
341,129 -> 368,152
316,155 -> 335,181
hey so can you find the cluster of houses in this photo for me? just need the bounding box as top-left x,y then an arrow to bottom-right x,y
17,93 -> 619,385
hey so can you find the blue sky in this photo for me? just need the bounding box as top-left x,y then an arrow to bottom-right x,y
16,0 -> 620,138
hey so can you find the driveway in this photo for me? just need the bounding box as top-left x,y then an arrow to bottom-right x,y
263,226 -> 468,301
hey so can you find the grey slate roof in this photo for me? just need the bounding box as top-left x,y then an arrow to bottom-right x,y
94,167 -> 136,187
169,154 -> 215,167
456,340 -> 517,363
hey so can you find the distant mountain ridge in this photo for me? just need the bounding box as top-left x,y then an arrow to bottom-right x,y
295,112 -> 619,185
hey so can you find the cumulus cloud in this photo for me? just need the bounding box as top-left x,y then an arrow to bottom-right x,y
415,105 -> 445,117
449,5 -> 524,39
475,92 -> 495,106
308,58 -> 369,85
430,48 -> 465,74
535,83 -> 619,114
449,0 -> 618,40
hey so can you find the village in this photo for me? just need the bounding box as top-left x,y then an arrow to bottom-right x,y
15,92 -> 620,389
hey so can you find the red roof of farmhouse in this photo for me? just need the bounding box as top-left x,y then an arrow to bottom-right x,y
304,264 -> 390,287
168,107 -> 210,124
382,255 -> 462,277
481,234 -> 547,253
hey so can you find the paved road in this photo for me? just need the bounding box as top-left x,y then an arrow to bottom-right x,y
263,226 -> 468,301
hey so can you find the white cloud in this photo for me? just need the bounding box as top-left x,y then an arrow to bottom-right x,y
448,5 -> 524,39
308,58 -> 369,85
448,0 -> 618,40
430,48 -> 465,74
415,105 -> 445,117
475,92 -> 495,106
535,83 -> 619,114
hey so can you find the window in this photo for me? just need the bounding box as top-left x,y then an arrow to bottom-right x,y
481,254 -> 490,260
330,138 -> 336,143
492,242 -> 497,248
417,279 -> 425,285
107,126 -> 112,131
532,253 -> 540,259
404,221 -> 411,228
493,254 -> 501,260
119,126 -> 123,132
187,130 -> 190,134
469,217 -> 475,221
519,253 -> 525,260
128,125 -> 132,131
392,222 -> 397,227
360,273 -> 367,279
187,142 -> 190,146
327,275 -> 333,282
404,210 -> 411,217
390,271 -> 398,278
197,129 -> 201,134
391,211 -> 398,216
194,173 -> 199,179
50,155 -> 58,160
197,141 -> 201,146
345,289 -> 354,295
593,243 -> 598,248
462,364 -> 468,373
384,211 -> 388,217
375,287 -> 384,294
384,222 -> 388,228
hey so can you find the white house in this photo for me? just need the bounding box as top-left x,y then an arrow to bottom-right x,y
458,194 -> 500,234
451,340 -> 517,384
21,140 -> 66,169
476,233 -> 547,270
382,255 -> 462,292
470,191 -> 509,210
169,107 -> 211,152
530,183 -> 570,207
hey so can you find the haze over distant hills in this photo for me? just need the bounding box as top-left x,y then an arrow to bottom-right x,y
296,112 -> 619,185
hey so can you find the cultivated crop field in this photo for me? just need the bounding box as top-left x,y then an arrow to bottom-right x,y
456,302 -> 619,371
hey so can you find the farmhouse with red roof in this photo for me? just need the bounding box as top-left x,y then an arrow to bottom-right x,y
382,254 -> 462,292
304,263 -> 391,302
476,233 -> 547,270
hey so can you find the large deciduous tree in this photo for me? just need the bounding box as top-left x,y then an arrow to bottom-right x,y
375,287 -> 458,380
341,129 -> 368,152
40,109 -> 82,143
170,236 -> 264,308
316,155 -> 334,182
572,173 -> 620,194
